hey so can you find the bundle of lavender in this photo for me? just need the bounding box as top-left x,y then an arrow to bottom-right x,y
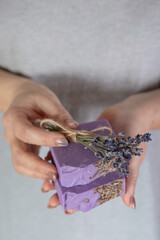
77,131 -> 152,178
35,119 -> 152,212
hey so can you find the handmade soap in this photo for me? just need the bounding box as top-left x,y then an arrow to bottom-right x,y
55,171 -> 125,212
50,119 -> 116,187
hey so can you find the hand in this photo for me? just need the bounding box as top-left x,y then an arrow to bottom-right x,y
43,94 -> 151,213
2,80 -> 77,184
97,94 -> 151,209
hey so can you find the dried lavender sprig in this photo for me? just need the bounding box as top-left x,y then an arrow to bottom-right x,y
76,132 -> 152,178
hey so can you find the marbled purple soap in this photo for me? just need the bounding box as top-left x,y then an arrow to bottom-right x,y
55,171 -> 125,212
50,119 -> 115,187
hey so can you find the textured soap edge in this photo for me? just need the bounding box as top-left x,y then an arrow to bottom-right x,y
55,172 -> 125,212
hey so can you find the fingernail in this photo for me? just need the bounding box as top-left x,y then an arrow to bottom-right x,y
129,196 -> 136,209
56,139 -> 68,147
66,119 -> 78,126
47,204 -> 56,209
41,188 -> 49,193
64,210 -> 75,215
65,210 -> 70,215
48,172 -> 57,181
45,172 -> 57,183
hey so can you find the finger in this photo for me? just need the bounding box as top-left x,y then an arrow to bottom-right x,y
121,156 -> 142,209
64,210 -> 77,215
44,178 -> 76,214
47,193 -> 60,209
11,138 -> 58,180
121,167 -> 139,209
41,180 -> 55,193
35,94 -> 78,128
13,112 -> 68,147
121,142 -> 146,209
55,109 -> 78,129
46,186 -> 76,214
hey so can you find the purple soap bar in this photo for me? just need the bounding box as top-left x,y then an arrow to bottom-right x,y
50,119 -> 116,187
55,171 -> 125,212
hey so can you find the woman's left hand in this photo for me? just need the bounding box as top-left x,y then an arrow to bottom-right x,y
97,94 -> 151,209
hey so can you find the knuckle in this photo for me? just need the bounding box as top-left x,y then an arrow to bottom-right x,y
22,127 -> 32,143
2,111 -> 10,126
131,175 -> 138,187
11,148 -> 23,175
129,172 -> 139,193
42,133 -> 48,146
14,164 -> 22,174
3,130 -> 9,141
57,108 -> 70,120
42,132 -> 55,146
12,158 -> 23,174
41,131 -> 57,146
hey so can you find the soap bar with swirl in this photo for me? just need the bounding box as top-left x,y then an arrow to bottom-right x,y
55,171 -> 125,212
50,119 -> 115,187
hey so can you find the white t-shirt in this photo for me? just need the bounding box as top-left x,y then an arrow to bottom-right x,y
0,1 -> 160,240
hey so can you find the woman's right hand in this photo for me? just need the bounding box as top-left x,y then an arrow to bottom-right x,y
2,80 -> 77,184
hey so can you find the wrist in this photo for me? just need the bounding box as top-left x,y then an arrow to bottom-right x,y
124,92 -> 154,131
120,93 -> 153,131
0,69 -> 33,111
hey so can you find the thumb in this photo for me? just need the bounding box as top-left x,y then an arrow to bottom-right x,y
35,91 -> 78,129
121,165 -> 139,209
121,142 -> 146,209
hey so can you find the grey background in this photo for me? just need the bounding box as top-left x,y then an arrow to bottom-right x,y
0,0 -> 160,239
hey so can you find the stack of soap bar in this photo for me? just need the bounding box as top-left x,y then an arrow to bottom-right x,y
55,172 -> 125,212
50,119 -> 125,212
